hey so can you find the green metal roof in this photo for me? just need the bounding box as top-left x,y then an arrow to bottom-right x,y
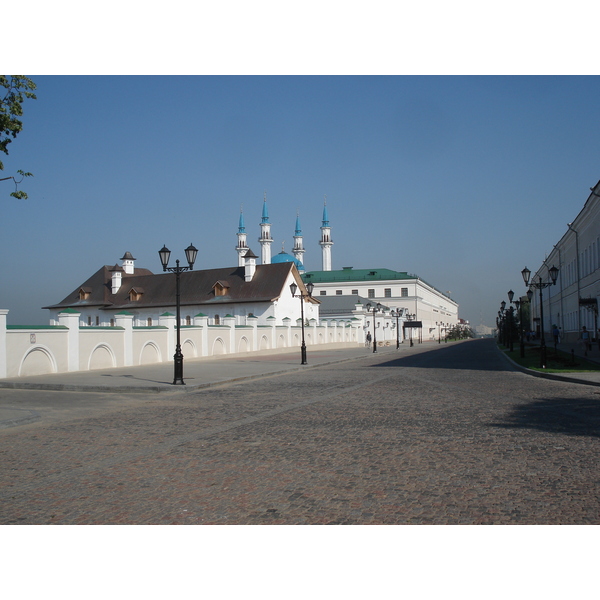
302,267 -> 416,283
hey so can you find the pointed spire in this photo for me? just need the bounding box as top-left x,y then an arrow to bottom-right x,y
295,210 -> 302,235
322,196 -> 329,226
262,192 -> 270,223
238,205 -> 246,233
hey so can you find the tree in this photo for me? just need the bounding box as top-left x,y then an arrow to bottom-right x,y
1,76 -> 36,199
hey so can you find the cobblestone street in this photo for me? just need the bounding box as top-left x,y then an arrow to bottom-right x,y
1,339 -> 599,524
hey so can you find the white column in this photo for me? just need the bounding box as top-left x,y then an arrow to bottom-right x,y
115,311 -> 134,366
223,315 -> 236,353
0,309 -> 8,378
193,314 -> 209,356
159,312 -> 176,361
58,309 -> 80,372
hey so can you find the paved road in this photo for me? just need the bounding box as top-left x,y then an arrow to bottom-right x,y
1,338 -> 599,524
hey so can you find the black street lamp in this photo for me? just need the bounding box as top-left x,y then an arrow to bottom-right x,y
506,290 -> 515,353
158,243 -> 198,385
290,280 -> 314,364
391,309 -> 402,349
365,302 -> 382,353
405,312 -> 416,346
522,265 -> 559,369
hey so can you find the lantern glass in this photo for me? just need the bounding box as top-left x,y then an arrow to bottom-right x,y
185,244 -> 198,269
549,264 -> 559,284
306,282 -> 314,296
508,289 -> 514,303
158,245 -> 171,270
290,282 -> 298,297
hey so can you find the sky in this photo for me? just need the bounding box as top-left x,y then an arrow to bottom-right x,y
2,74 -> 600,327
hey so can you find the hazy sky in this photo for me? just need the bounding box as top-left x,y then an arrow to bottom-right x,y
2,75 -> 599,326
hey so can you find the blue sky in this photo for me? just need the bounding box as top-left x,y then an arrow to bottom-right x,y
2,75 -> 600,326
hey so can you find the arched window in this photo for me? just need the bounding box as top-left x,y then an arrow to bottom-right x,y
147,317 -> 153,327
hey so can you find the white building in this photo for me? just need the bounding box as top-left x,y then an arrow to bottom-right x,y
301,267 -> 458,342
526,180 -> 600,345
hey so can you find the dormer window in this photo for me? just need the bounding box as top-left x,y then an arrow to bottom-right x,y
78,287 -> 91,301
128,287 -> 144,302
213,280 -> 230,297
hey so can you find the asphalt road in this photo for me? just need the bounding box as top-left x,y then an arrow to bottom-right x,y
1,338 -> 599,524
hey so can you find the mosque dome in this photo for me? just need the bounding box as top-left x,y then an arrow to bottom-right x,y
272,250 -> 304,271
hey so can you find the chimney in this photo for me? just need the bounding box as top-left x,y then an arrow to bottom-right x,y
120,251 -> 136,274
110,264 -> 124,294
244,248 -> 258,282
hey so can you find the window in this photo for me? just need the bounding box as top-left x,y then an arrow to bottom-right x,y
213,281 -> 230,297
336,290 -> 342,295
352,289 -> 358,295
110,319 -> 115,327
129,288 -> 143,302
384,288 -> 392,298
96,316 -> 100,326
87,316 -> 92,326
401,288 -> 408,297
185,316 -> 191,326
320,290 -> 327,296
214,315 -> 220,325
368,289 -> 375,298
147,317 -> 152,326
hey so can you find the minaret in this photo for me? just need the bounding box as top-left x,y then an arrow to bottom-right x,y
319,197 -> 333,271
236,206 -> 248,267
292,211 -> 305,266
259,193 -> 273,264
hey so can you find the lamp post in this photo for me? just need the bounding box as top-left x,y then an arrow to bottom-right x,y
290,280 -> 314,365
405,312 -> 416,346
158,243 -> 198,385
391,309 -> 401,349
365,302 -> 382,353
506,290 -> 515,353
522,265 -> 559,369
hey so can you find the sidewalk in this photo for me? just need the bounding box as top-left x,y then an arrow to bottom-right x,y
0,343 -> 397,394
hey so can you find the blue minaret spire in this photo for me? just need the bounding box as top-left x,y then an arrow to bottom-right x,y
261,192 -> 270,223
238,206 -> 246,233
322,199 -> 329,227
292,209 -> 305,268
236,204 -> 248,266
259,191 -> 273,264
319,195 -> 333,271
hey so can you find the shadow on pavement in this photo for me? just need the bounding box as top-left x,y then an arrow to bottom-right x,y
371,338 -> 514,372
488,396 -> 600,438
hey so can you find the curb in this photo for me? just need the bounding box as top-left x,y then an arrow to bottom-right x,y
497,347 -> 600,388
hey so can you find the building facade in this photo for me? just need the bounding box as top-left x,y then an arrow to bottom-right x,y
301,267 -> 459,342
526,180 -> 600,344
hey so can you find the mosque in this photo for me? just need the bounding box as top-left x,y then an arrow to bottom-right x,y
235,196 -> 459,342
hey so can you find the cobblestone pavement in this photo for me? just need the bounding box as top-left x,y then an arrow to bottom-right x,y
1,338 -> 599,524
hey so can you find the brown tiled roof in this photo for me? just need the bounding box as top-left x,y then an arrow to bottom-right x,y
43,263 -> 296,311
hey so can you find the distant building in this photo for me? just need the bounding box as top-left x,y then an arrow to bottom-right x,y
302,267 -> 458,342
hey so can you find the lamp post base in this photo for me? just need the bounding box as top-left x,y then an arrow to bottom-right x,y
173,352 -> 185,385
301,343 -> 307,365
